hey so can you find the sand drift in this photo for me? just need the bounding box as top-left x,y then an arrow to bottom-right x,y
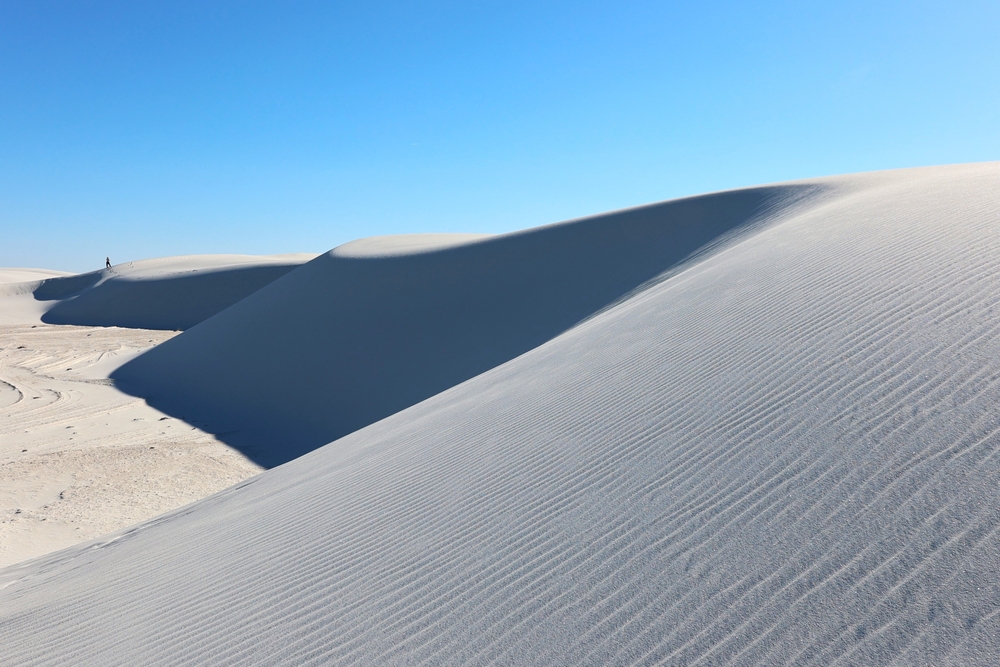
3,164 -> 1000,665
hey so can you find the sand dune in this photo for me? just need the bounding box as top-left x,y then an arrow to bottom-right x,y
0,253 -> 315,329
113,186 -> 818,465
3,163 -> 1000,665
0,268 -> 71,285
0,324 -> 263,568
0,256 -> 299,562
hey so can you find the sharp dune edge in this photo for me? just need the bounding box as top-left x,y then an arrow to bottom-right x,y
2,163 -> 1000,665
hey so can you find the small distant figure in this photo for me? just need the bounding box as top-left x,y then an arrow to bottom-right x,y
106,257 -> 111,269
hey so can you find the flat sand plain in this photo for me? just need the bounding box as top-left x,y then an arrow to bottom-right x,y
0,324 -> 261,568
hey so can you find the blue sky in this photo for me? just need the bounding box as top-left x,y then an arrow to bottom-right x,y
2,1 -> 998,272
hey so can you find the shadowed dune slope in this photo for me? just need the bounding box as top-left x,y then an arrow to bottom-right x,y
3,164 -> 1000,665
33,254 -> 315,330
112,185 -> 819,466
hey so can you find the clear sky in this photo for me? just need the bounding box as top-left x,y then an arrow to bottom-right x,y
2,1 -> 998,272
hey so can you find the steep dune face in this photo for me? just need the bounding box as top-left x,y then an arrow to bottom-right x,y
113,185 -> 819,466
20,254 -> 315,330
3,164 -> 1000,665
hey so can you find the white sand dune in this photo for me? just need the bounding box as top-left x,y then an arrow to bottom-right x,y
0,268 -> 71,285
0,253 -> 315,329
0,325 -> 262,568
0,269 -> 74,324
3,163 -> 1000,665
0,256 -> 306,563
112,187 -> 814,465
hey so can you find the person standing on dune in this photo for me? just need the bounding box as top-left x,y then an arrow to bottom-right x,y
106,257 -> 111,269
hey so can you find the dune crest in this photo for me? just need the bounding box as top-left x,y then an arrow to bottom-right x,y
0,254 -> 315,329
113,184 -> 820,466
0,325 -> 262,568
0,268 -> 71,285
332,233 -> 495,258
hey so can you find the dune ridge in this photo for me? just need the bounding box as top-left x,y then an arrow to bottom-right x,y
113,184 -> 822,466
0,268 -> 70,286
0,254 -> 315,329
3,164 -> 1000,665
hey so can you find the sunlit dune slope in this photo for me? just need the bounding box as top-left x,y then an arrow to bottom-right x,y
3,164 -> 1000,666
112,186 -> 817,465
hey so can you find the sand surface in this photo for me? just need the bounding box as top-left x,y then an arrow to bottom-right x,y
0,268 -> 71,285
113,188 -> 813,466
0,253 -> 315,329
0,254 -> 297,565
3,164 -> 1000,665
0,324 -> 262,568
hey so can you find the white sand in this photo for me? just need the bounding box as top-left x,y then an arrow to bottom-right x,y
0,324 -> 263,568
113,188 -> 807,466
0,253 -> 315,329
0,256 -> 300,565
2,163 -> 1000,665
332,233 -> 494,257
0,268 -> 71,285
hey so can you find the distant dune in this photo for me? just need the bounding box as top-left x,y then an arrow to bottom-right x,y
0,253 -> 315,329
3,163 -> 1000,665
0,268 -> 71,285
